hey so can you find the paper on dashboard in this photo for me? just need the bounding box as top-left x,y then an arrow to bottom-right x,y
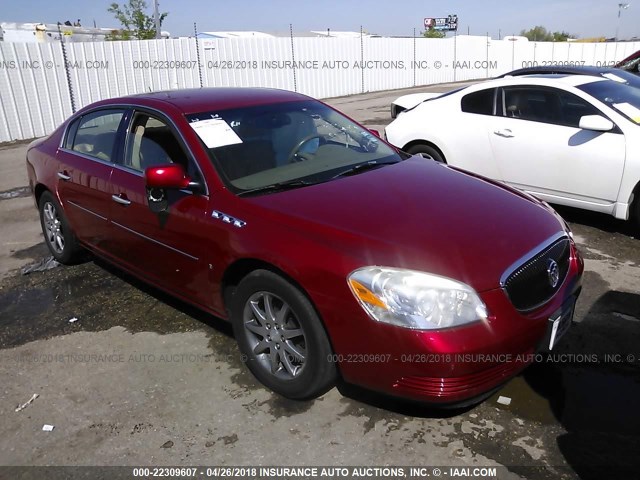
190,118 -> 243,148
602,73 -> 627,83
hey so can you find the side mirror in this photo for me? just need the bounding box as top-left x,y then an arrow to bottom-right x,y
578,115 -> 614,132
369,129 -> 381,137
144,164 -> 191,190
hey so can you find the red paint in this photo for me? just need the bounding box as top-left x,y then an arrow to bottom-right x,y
26,88 -> 584,405
145,164 -> 191,189
615,49 -> 640,68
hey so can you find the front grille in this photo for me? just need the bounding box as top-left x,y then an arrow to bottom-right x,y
502,236 -> 570,312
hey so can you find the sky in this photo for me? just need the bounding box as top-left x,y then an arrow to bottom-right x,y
0,0 -> 639,40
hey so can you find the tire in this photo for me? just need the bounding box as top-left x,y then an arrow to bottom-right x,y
230,269 -> 337,400
406,144 -> 446,163
633,192 -> 640,229
38,191 -> 83,264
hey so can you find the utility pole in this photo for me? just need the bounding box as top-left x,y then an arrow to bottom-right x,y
616,3 -> 630,41
154,0 -> 161,39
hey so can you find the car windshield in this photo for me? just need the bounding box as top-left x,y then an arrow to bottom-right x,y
578,80 -> 640,125
600,69 -> 640,88
186,100 -> 403,195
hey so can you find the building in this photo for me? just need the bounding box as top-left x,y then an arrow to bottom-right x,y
0,22 -> 170,42
197,31 -> 276,39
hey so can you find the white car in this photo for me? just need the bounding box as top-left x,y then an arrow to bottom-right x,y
385,75 -> 640,224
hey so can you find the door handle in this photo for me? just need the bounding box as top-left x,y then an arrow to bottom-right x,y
494,129 -> 514,138
111,194 -> 131,206
57,171 -> 71,181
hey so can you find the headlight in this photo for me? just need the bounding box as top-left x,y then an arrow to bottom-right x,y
348,267 -> 488,330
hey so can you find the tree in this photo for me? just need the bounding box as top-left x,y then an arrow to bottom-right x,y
423,27 -> 446,39
551,31 -> 573,42
520,26 -> 575,42
107,0 -> 167,40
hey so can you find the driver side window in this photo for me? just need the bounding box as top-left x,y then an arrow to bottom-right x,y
503,87 -> 562,124
124,113 -> 185,172
502,87 -> 600,128
557,91 -> 601,128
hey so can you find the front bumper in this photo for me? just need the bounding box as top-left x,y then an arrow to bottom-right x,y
316,242 -> 584,405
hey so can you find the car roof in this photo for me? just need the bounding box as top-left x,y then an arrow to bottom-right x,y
106,87 -> 311,114
500,65 -> 620,76
499,65 -> 640,87
461,74 -> 608,91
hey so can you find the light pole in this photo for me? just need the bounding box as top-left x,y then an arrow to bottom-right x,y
617,3 -> 630,41
154,0 -> 161,39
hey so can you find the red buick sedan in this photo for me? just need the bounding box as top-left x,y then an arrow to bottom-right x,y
26,88 -> 583,405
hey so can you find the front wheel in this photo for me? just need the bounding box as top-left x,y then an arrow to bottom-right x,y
633,195 -> 640,230
406,144 -> 446,163
38,191 -> 83,264
231,270 -> 337,400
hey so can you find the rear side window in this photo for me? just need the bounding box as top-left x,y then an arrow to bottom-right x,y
461,89 -> 495,115
66,109 -> 125,162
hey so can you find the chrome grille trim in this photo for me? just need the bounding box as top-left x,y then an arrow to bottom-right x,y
501,232 -> 571,312
499,232 -> 568,288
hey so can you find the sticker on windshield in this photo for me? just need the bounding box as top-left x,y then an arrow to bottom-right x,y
613,102 -> 640,122
603,73 -> 627,83
190,118 -> 243,148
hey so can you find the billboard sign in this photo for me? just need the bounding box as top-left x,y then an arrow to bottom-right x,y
424,15 -> 458,32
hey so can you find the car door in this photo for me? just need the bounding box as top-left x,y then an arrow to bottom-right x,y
447,87 -> 501,179
108,109 -> 212,304
488,86 -> 626,209
56,109 -> 126,251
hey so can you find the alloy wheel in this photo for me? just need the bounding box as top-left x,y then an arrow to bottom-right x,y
242,291 -> 307,380
43,201 -> 65,254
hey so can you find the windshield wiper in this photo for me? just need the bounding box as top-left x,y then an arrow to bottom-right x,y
331,160 -> 399,180
236,179 -> 317,197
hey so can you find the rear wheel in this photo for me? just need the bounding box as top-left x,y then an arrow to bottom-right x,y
406,144 -> 445,163
231,270 -> 336,400
38,191 -> 82,264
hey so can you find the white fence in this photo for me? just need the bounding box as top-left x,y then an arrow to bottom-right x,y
1,36 -> 639,142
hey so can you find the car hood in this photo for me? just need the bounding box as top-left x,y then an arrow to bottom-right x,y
393,92 -> 442,110
244,157 -> 565,292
